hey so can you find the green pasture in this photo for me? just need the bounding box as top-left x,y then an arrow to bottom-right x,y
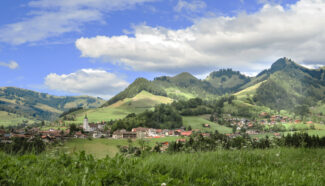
182,115 -> 232,134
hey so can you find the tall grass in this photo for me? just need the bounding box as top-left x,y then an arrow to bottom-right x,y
1,148 -> 325,185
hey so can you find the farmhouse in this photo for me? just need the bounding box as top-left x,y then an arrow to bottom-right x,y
203,124 -> 211,128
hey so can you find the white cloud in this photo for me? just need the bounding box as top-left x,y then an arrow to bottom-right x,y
174,0 -> 206,12
0,0 -> 157,45
45,69 -> 129,98
300,63 -> 324,69
76,0 -> 325,74
0,61 -> 19,69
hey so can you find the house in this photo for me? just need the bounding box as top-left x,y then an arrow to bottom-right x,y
202,124 -> 211,128
174,129 -> 183,136
122,132 -> 137,139
132,127 -> 149,138
181,131 -> 192,136
92,132 -> 108,138
148,128 -> 157,137
259,112 -> 269,117
74,131 -> 87,139
112,130 -> 125,139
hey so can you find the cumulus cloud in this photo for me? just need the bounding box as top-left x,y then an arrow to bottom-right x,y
76,0 -> 325,74
0,0 -> 157,45
174,0 -> 206,12
45,69 -> 129,98
0,61 -> 19,69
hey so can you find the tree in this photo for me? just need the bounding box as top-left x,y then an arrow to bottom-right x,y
294,105 -> 310,121
69,124 -> 79,135
232,125 -> 237,134
210,114 -> 214,122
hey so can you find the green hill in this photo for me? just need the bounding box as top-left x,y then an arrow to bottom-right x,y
102,78 -> 167,107
0,87 -> 105,123
62,90 -> 173,123
253,58 -> 325,110
153,72 -> 220,100
206,69 -> 251,94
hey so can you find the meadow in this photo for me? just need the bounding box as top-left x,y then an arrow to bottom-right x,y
51,137 -> 182,158
182,116 -> 232,133
0,111 -> 34,127
1,148 -> 325,185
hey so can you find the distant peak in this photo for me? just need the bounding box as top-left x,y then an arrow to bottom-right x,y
133,77 -> 150,83
174,72 -> 197,79
270,57 -> 297,72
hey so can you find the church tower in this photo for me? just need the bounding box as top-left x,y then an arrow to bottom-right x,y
83,114 -> 90,131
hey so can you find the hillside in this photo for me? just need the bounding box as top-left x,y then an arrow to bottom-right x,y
206,69 -> 251,94
102,78 -> 167,107
253,58 -> 325,110
153,72 -> 220,100
62,90 -> 173,123
0,87 -> 105,123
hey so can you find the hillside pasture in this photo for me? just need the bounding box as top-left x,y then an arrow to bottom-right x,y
63,91 -> 173,124
182,116 -> 232,134
0,111 -> 35,127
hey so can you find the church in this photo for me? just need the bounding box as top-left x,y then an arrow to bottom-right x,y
83,115 -> 93,132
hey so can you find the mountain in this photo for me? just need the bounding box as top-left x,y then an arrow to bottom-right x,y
205,69 -> 251,94
243,58 -> 325,110
4,57 -> 323,125
0,87 -> 105,123
102,58 -> 324,110
153,72 -> 220,100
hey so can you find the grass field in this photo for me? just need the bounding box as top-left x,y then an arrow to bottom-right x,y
0,111 -> 35,127
2,148 -> 325,185
182,115 -> 232,133
52,137 -> 182,158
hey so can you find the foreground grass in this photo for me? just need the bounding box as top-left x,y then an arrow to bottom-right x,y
1,148 -> 325,185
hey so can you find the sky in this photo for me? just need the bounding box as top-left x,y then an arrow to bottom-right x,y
1,0 -> 325,99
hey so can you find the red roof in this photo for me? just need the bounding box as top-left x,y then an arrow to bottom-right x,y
181,131 -> 192,136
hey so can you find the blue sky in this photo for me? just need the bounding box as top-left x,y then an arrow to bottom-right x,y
1,0 -> 325,99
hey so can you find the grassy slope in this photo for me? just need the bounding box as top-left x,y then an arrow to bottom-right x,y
0,87 -> 105,123
0,111 -> 35,127
64,90 -> 173,124
182,116 -> 232,133
2,148 -> 325,185
234,81 -> 264,100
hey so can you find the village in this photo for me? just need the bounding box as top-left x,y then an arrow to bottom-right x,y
0,112 -> 316,145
